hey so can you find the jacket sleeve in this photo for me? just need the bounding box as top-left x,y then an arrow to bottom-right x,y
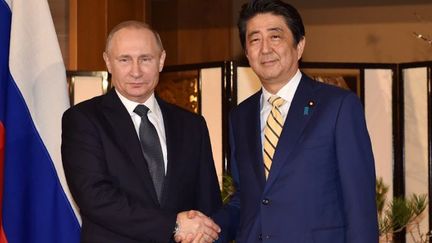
212,116 -> 240,242
335,93 -> 379,242
195,116 -> 223,215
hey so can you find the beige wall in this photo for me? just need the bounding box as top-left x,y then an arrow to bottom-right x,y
304,22 -> 432,63
231,3 -> 432,63
303,4 -> 432,63
51,2 -> 432,66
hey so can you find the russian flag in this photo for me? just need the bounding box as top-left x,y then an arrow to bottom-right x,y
0,0 -> 80,242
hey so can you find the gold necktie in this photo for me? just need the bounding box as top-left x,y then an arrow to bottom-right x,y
263,95 -> 286,179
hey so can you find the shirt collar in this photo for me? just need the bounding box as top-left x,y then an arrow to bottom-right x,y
115,90 -> 159,116
262,69 -> 302,105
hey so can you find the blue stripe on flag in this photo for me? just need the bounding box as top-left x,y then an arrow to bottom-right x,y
0,1 -> 80,242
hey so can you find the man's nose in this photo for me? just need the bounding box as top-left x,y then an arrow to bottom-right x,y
130,61 -> 142,77
261,39 -> 272,53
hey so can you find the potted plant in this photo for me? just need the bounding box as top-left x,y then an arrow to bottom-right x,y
376,178 -> 430,243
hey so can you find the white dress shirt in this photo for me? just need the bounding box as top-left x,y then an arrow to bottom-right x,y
260,70 -> 302,150
116,90 -> 168,174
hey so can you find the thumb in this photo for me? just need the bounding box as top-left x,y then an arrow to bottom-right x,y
187,210 -> 198,219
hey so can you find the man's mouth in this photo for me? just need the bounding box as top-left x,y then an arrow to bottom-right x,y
261,59 -> 277,65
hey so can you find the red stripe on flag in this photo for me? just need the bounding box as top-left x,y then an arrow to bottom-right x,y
0,122 -> 8,243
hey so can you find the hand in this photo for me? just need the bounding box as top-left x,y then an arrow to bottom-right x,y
174,210 -> 220,243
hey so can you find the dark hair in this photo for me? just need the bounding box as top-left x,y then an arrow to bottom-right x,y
237,0 -> 305,49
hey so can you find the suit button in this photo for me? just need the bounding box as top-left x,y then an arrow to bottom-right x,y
262,198 -> 270,205
265,235 -> 271,239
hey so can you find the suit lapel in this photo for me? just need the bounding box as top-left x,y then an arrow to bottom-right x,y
100,89 -> 159,204
156,98 -> 181,207
264,76 -> 318,191
242,91 -> 267,188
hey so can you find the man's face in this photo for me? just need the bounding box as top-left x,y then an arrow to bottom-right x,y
103,27 -> 166,103
245,13 -> 305,93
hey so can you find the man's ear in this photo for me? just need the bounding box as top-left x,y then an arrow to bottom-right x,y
103,52 -> 112,73
159,50 -> 166,72
296,37 -> 306,60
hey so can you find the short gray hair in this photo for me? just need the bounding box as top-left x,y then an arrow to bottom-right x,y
105,20 -> 164,53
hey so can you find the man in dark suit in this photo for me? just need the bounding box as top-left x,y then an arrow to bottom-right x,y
61,21 -> 221,243
213,1 -> 379,242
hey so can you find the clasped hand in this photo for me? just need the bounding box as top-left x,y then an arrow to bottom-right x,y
174,210 -> 220,243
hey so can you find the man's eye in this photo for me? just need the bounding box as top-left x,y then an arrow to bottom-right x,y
139,57 -> 152,63
250,38 -> 259,43
271,35 -> 281,40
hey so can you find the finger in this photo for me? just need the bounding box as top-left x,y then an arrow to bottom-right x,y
200,227 -> 219,241
201,226 -> 219,241
175,231 -> 189,242
199,234 -> 213,243
202,218 -> 221,233
185,232 -> 195,242
180,237 -> 193,243
189,210 -> 206,218
192,232 -> 204,243
174,234 -> 183,242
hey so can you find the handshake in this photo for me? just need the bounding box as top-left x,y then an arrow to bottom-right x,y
174,210 -> 221,243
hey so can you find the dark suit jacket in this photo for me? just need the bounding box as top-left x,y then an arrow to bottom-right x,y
214,75 -> 378,243
61,89 -> 222,243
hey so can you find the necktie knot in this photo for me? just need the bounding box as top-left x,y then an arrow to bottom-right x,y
268,96 -> 285,108
134,104 -> 150,117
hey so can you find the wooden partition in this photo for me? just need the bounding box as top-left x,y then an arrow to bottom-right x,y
400,62 -> 432,243
68,0 -> 149,70
66,61 -> 432,243
157,62 -> 233,182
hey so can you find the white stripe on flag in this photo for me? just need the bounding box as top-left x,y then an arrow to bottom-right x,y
8,0 -> 80,223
